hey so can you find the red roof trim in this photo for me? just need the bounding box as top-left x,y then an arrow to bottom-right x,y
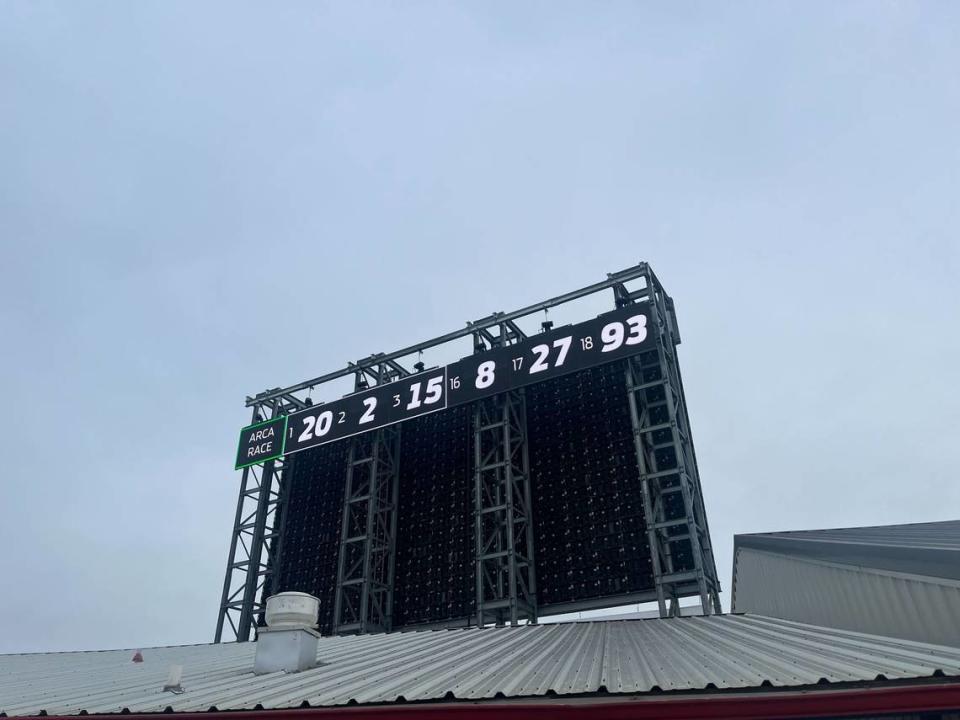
36,682 -> 960,720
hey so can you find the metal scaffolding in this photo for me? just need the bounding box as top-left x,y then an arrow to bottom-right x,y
332,425 -> 401,634
473,389 -> 538,627
215,262 -> 721,642
214,395 -> 303,643
622,268 -> 722,616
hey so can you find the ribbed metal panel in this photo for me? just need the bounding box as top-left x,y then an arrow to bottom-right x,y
3,615 -> 960,716
750,520 -> 960,550
734,520 -> 960,582
733,547 -> 960,647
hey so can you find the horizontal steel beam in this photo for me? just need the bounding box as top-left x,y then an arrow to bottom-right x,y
246,262 -> 653,406
536,587 -> 702,617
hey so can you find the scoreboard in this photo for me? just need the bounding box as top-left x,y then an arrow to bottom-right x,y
237,303 -> 653,468
218,263 -> 722,641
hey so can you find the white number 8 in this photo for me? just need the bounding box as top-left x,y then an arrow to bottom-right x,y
476,360 -> 496,389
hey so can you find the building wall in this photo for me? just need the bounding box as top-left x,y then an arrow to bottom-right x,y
732,547 -> 960,648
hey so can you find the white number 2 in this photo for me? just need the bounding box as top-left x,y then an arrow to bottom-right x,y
359,397 -> 377,424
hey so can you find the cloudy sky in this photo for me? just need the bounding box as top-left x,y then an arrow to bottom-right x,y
1,2 -> 958,653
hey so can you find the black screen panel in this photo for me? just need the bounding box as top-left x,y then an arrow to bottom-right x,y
276,440 -> 349,635
393,405 -> 474,627
275,362 -> 673,632
527,361 -> 655,606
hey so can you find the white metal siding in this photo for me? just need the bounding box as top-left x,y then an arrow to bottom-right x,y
733,547 -> 960,647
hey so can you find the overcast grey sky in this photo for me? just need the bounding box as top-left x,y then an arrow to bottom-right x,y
1,2 -> 958,653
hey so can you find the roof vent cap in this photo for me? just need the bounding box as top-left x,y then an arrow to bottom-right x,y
265,592 -> 319,629
255,593 -> 320,675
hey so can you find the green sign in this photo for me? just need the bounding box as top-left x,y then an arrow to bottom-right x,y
235,416 -> 287,469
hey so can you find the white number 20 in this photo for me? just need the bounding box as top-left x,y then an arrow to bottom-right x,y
297,410 -> 334,442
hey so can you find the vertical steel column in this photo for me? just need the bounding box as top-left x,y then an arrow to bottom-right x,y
473,389 -> 537,627
214,406 -> 259,643
237,457 -> 275,633
666,305 -> 722,614
623,271 -> 721,617
333,425 -> 401,634
626,365 -> 672,617
215,399 -> 289,642
264,451 -> 292,600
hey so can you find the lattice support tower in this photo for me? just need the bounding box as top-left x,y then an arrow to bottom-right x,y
473,389 -> 538,627
333,424 -> 401,634
623,269 -> 722,617
215,394 -> 304,643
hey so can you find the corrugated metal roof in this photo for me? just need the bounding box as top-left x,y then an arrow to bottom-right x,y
735,519 -> 960,581
3,614 -> 960,716
742,519 -> 960,551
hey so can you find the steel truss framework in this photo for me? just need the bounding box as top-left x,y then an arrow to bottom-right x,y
333,425 -> 401,634
621,274 -> 722,616
473,390 -> 538,627
215,397 -> 300,643
215,262 -> 721,642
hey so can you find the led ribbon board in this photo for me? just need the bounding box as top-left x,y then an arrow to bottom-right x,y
237,302 -> 653,463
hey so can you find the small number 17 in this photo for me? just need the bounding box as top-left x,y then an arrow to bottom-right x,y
512,357 -> 523,371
